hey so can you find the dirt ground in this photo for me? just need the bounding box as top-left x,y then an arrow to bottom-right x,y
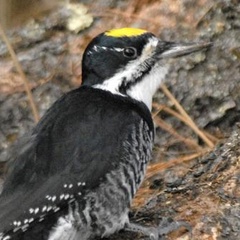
0,0 -> 239,239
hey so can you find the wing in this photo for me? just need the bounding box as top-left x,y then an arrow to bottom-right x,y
0,87 -> 153,238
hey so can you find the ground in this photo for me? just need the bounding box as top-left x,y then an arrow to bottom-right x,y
0,0 -> 239,239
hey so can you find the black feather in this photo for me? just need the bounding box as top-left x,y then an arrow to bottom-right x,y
0,86 -> 153,239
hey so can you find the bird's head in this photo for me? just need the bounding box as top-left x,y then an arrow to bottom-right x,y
82,28 -> 211,109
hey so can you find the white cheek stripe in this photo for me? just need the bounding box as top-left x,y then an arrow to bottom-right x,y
127,64 -> 169,110
93,58 -> 141,96
93,37 -> 168,110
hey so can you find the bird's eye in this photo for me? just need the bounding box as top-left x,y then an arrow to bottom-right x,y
123,47 -> 138,59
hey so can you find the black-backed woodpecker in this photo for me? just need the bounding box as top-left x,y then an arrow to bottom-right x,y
0,28 -> 211,240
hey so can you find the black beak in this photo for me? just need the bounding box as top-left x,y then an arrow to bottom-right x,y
157,41 -> 213,59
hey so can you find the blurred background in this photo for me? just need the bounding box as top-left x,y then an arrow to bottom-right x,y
0,0 -> 62,28
0,0 -> 239,239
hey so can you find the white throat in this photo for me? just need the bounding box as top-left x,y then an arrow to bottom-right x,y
93,64 -> 169,111
126,64 -> 169,110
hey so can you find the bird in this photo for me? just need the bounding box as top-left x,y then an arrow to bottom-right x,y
0,28 -> 211,240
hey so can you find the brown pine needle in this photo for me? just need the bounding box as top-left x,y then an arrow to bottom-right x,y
0,22 -> 39,123
202,130 -> 219,143
160,84 -> 215,149
146,151 -> 207,179
133,151 -> 208,208
153,102 -> 187,123
151,103 -> 165,118
132,188 -> 157,208
154,116 -> 202,151
153,102 -> 218,146
195,3 -> 214,28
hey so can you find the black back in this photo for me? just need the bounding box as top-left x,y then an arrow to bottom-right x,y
0,86 -> 153,239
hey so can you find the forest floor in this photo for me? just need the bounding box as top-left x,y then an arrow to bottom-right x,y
0,0 -> 239,239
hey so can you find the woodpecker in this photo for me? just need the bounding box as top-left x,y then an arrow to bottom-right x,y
0,28 -> 211,240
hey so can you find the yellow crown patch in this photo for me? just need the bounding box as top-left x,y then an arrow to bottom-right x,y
105,28 -> 147,38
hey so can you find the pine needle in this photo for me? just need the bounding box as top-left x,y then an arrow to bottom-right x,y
0,22 -> 39,123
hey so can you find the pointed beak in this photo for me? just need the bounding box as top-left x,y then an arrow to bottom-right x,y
156,41 -> 213,59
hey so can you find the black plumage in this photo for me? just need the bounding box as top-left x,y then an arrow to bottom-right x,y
0,27 -> 211,240
81,32 -> 155,86
0,87 -> 153,239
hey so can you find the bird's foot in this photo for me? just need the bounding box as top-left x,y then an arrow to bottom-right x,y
124,217 -> 191,240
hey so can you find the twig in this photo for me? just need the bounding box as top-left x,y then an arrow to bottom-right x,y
0,22 -> 39,123
146,151 -> 207,179
154,116 -> 202,151
195,3 -> 214,28
133,151 -> 208,208
151,103 -> 165,118
152,102 -> 186,123
153,102 -> 218,145
132,187 -> 158,209
160,84 -> 214,149
202,130 -> 219,143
